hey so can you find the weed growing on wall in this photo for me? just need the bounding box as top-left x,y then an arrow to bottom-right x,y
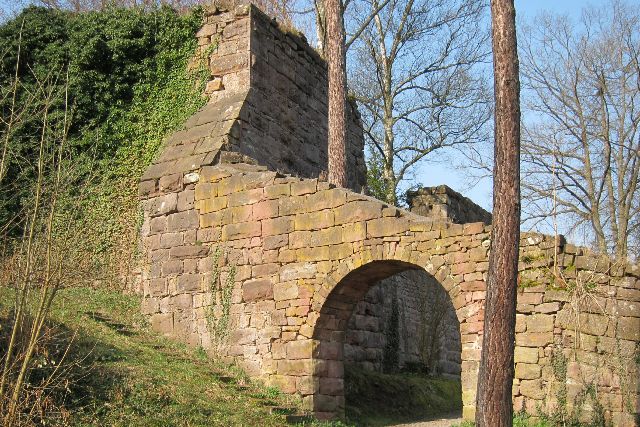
207,246 -> 236,348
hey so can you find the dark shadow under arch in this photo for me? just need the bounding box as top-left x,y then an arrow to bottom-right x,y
311,260 -> 462,419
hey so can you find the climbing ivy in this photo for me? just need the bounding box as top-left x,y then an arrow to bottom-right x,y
0,6 -> 208,285
207,246 -> 236,346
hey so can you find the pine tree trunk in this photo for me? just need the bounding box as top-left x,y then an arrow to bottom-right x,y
475,0 -> 520,426
325,0 -> 348,188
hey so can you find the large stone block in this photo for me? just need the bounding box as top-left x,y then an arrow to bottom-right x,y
515,363 -> 541,380
242,278 -> 273,302
334,201 -> 382,225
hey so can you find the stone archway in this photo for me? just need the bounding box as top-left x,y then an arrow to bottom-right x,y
311,260 -> 463,419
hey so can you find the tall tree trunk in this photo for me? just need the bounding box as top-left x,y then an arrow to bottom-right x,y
326,0 -> 348,187
476,0 -> 520,426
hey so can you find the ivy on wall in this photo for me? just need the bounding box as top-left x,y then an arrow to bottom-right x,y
0,6 -> 208,285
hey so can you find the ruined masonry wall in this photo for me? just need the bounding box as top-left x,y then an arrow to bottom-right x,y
198,3 -> 366,190
344,270 -> 462,378
408,185 -> 492,225
137,2 -> 640,424
139,3 -> 365,198
139,163 -> 639,424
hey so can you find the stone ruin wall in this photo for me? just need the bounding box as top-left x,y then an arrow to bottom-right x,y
136,3 -> 640,424
194,1 -> 366,190
344,270 -> 462,378
139,162 -> 640,424
408,185 -> 492,225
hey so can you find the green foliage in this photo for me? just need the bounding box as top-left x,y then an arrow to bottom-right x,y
0,5 -> 208,284
365,148 -> 394,204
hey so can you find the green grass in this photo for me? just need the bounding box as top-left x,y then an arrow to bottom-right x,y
0,287 -> 306,426
451,413 -> 553,427
344,365 -> 463,426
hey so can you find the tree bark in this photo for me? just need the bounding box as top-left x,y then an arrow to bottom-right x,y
326,0 -> 348,187
475,0 -> 520,426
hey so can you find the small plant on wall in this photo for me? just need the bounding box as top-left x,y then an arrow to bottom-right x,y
206,245 -> 236,351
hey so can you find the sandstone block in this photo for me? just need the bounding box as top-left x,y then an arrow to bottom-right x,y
150,313 -> 173,334
167,210 -> 199,232
177,274 -> 202,292
242,278 -> 273,302
252,199 -> 279,220
366,217 -> 409,238
295,211 -> 334,231
286,340 -> 315,359
269,375 -> 297,394
526,314 -> 555,332
230,328 -> 257,345
149,216 -> 167,234
515,363 -> 541,379
616,316 -> 640,340
273,282 -> 298,301
319,378 -> 343,396
222,221 -> 261,240
519,379 -> 545,399
169,245 -> 209,259
147,193 -> 178,217
536,302 -> 561,313
291,180 -> 317,196
334,201 -> 381,225
515,332 -> 553,347
517,292 -> 544,305
514,346 -> 539,364
277,359 -> 313,376
262,217 -> 293,236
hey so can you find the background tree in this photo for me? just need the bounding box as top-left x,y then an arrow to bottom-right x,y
475,0 -> 520,425
349,0 -> 491,205
519,0 -> 640,260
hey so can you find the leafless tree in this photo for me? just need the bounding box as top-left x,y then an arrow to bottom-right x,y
476,0 -> 520,425
519,0 -> 640,260
349,0 -> 491,205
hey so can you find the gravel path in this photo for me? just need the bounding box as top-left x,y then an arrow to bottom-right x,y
389,411 -> 463,427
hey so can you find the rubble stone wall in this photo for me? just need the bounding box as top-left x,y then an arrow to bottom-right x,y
344,270 -> 462,378
137,3 -> 640,424
408,185 -> 492,225
139,162 -> 640,424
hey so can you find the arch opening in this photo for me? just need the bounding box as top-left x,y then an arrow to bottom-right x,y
311,261 -> 462,422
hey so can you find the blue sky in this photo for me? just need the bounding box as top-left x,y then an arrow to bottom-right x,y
416,0 -> 597,212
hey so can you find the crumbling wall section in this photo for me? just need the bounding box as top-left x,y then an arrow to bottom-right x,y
408,185 -> 492,225
344,270 -> 462,378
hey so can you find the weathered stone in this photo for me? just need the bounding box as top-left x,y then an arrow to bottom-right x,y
515,363 -> 541,380
150,313 -> 173,334
519,379 -> 545,399
242,278 -> 273,302
515,332 -> 554,347
514,346 -> 539,364
526,314 -> 555,333
136,7 -> 640,424
147,193 -> 178,217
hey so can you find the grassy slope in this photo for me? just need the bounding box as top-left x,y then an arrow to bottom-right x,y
0,287 -> 303,426
344,365 -> 462,426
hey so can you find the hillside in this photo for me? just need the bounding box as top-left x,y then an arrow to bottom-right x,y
0,286 -> 317,426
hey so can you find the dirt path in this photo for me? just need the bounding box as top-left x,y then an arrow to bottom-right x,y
389,411 -> 463,427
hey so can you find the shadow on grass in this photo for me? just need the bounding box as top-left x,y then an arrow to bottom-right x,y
344,364 -> 462,427
0,310 -> 131,425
